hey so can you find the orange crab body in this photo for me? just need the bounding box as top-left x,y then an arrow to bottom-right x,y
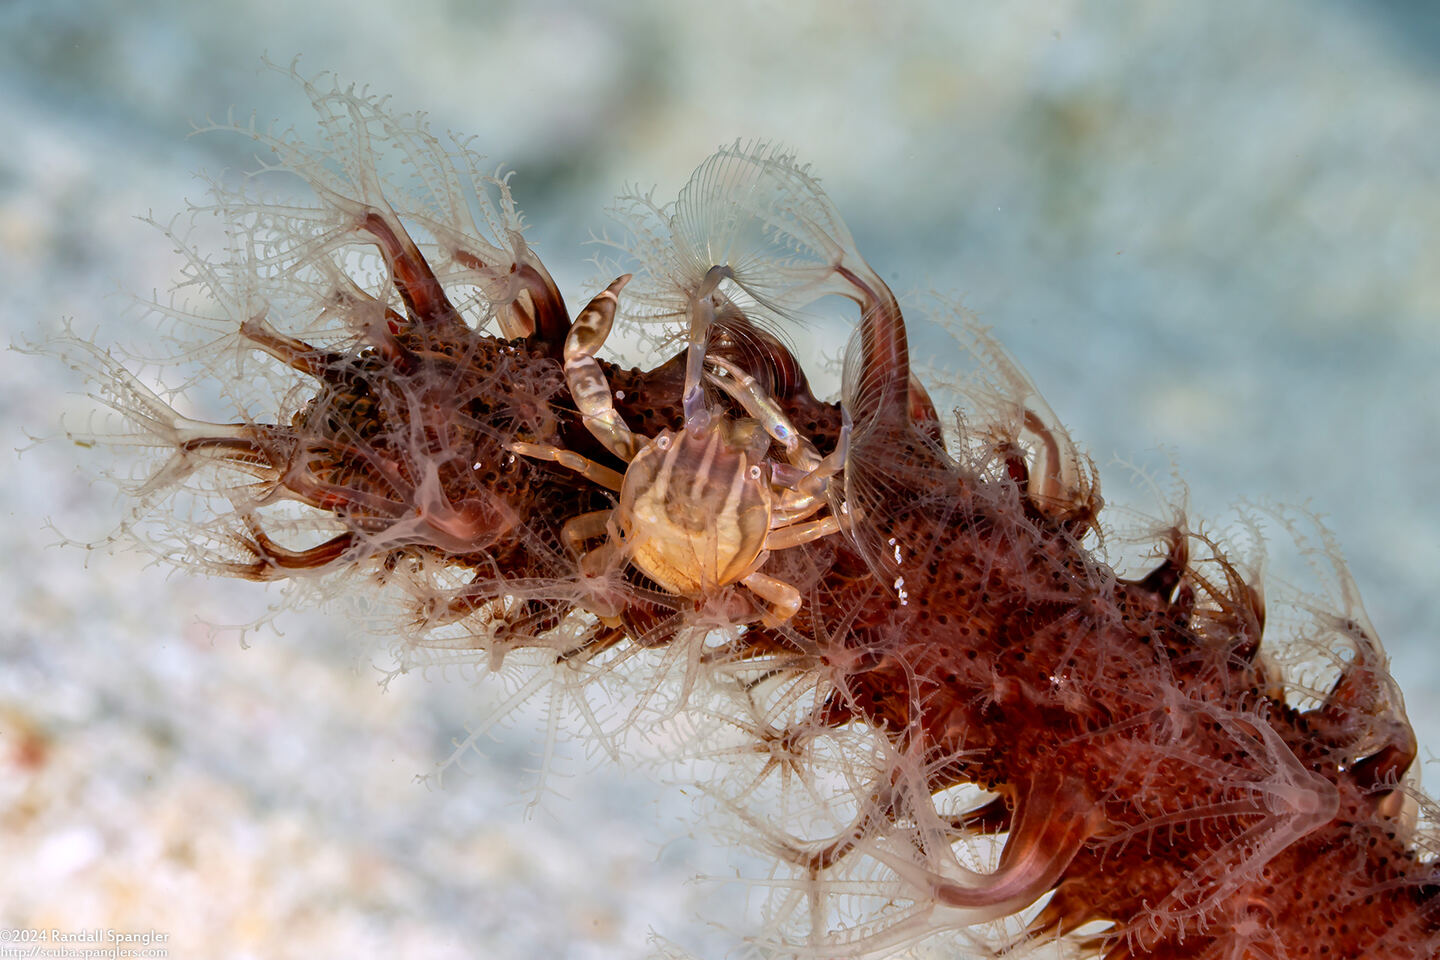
618,421 -> 774,596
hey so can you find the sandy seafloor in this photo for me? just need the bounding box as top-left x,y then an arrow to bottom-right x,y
1,2 -> 1438,958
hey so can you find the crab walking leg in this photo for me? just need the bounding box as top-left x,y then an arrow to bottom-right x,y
763,515 -> 842,551
559,509 -> 613,550
740,568 -> 803,624
705,355 -> 850,520
767,477 -> 835,525
564,275 -> 644,461
558,509 -> 615,558
704,355 -> 813,463
558,510 -> 627,615
682,265 -> 734,430
776,408 -> 853,514
794,413 -> 850,502
506,442 -> 625,492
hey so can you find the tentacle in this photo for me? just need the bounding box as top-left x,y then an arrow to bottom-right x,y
933,773 -> 1101,914
836,261 -> 911,427
1314,613 -> 1417,792
227,520 -> 356,581
318,269 -> 418,369
951,794 -> 1011,836
908,372 -> 944,447
866,770 -> 1103,921
1143,711 -> 1340,931
614,142 -> 912,424
1121,527 -> 1190,602
766,787 -> 894,875
359,210 -> 467,335
451,245 -> 571,350
1021,880 -> 1112,946
239,315 -> 347,379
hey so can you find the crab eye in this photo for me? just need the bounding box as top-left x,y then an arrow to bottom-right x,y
655,435 -> 672,450
749,465 -> 762,481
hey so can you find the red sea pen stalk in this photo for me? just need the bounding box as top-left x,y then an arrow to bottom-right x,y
45,71 -> 1440,958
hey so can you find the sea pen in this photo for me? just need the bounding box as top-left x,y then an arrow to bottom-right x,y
39,69 -> 1440,958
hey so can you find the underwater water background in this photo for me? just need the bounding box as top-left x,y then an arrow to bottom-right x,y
1,1 -> 1437,957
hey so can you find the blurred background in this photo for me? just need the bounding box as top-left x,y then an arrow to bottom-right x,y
2,1 -> 1438,957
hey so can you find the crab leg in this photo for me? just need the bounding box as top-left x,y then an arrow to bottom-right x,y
763,515 -> 842,551
682,265 -> 733,430
564,275 -> 644,462
559,509 -> 614,556
704,355 -> 814,464
705,355 -> 850,519
507,442 -> 625,492
740,569 -> 803,624
555,510 -> 627,615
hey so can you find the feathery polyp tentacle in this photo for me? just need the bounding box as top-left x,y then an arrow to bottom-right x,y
836,262 -> 911,427
238,316 -> 346,379
359,210 -> 467,334
925,771 -> 1101,920
450,236 -> 572,347
666,143 -> 855,309
612,142 -> 893,347
56,338 -> 279,497
616,139 -> 918,443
